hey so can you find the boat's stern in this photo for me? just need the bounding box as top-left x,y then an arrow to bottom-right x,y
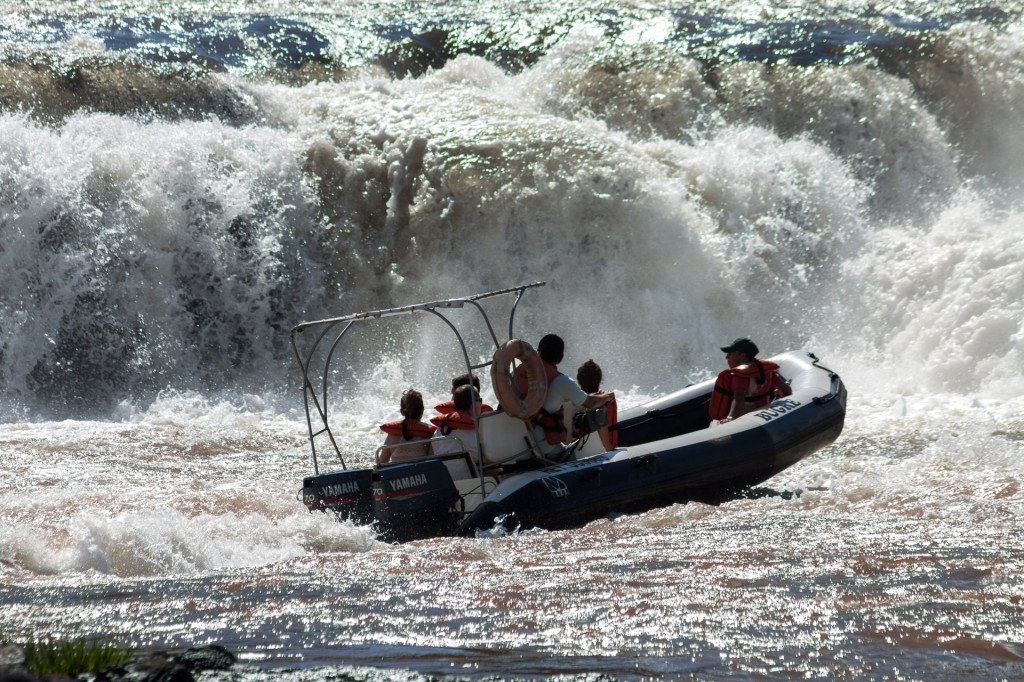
371,459 -> 462,542
301,468 -> 375,525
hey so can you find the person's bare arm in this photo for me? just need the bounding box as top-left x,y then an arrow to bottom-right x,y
379,432 -> 401,464
726,385 -> 748,421
581,391 -> 615,409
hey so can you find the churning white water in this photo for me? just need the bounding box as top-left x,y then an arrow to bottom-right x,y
1,1 -> 1023,679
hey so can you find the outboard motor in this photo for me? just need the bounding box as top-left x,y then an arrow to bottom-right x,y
372,459 -> 461,542
301,468 -> 374,525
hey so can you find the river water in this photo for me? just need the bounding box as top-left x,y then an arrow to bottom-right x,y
1,1 -> 1023,679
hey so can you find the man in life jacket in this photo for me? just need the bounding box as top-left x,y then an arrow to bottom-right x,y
516,334 -> 615,450
379,389 -> 436,465
710,338 -> 792,423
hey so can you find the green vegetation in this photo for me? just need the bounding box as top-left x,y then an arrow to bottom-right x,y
17,636 -> 133,676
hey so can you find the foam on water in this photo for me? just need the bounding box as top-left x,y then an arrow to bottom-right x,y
0,398 -> 385,581
2,508 -> 376,578
3,19 -> 1023,412
834,198 -> 1024,396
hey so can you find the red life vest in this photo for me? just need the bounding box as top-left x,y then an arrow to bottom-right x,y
430,411 -> 477,434
434,400 -> 494,415
708,360 -> 781,420
515,362 -> 567,445
380,419 -> 436,440
606,399 -> 619,448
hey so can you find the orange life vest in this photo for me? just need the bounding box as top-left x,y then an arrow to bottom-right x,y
606,399 -> 619,448
380,419 -> 436,440
515,362 -> 567,444
434,400 -> 494,415
708,360 -> 781,420
430,411 -> 477,434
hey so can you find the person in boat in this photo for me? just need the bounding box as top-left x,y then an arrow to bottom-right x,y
435,373 -> 494,415
516,334 -> 615,448
430,384 -> 484,459
379,389 -> 437,465
575,359 -> 618,451
710,338 -> 792,423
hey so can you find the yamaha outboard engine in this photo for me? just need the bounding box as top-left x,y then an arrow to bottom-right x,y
301,468 -> 374,525
372,459 -> 461,542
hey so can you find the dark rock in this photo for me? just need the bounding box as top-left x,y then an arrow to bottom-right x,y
91,652 -> 190,682
0,647 -> 35,682
0,666 -> 37,682
38,674 -> 75,682
173,646 -> 235,672
88,645 -> 234,682
0,646 -> 25,667
149,666 -> 193,682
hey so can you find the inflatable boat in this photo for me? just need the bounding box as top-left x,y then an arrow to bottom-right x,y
293,283 -> 846,542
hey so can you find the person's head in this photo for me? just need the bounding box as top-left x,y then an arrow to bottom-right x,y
577,359 -> 603,394
538,334 -> 565,364
452,384 -> 480,414
451,373 -> 480,392
400,389 -> 425,420
720,338 -> 759,368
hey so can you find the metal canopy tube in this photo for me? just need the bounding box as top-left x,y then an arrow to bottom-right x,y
322,321 -> 355,418
463,299 -> 501,350
508,287 -> 527,340
290,282 -> 546,483
290,319 -> 353,472
424,308 -> 488,492
291,282 -> 545,333
290,328 -> 324,474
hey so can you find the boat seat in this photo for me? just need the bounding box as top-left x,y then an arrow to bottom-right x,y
436,451 -> 475,480
453,476 -> 499,516
573,429 -> 611,458
477,410 -> 543,465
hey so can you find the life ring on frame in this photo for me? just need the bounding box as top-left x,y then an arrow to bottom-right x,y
491,339 -> 547,419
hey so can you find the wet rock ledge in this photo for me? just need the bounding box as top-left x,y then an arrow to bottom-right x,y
0,643 -> 236,682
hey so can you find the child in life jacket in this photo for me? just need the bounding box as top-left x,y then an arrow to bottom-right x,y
575,359 -> 618,451
434,373 -> 494,415
431,384 -> 483,459
379,389 -> 436,465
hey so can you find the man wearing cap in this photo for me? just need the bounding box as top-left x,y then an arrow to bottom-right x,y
711,338 -> 792,422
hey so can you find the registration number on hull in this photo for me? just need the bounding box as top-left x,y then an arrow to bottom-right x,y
752,399 -> 802,422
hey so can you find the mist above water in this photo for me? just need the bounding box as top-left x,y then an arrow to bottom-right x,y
0,4 -> 1021,419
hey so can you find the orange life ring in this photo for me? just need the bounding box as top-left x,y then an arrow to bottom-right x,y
491,339 -> 547,419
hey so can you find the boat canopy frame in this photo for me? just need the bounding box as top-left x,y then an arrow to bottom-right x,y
289,282 -> 546,480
